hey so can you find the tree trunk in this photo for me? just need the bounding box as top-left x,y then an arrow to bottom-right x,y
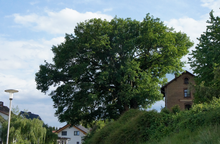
130,98 -> 138,109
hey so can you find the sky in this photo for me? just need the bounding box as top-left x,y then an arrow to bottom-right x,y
0,0 -> 220,127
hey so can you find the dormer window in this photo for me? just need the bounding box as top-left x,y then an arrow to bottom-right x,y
184,78 -> 189,84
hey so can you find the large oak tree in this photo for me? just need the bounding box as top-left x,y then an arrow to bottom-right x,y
35,14 -> 193,125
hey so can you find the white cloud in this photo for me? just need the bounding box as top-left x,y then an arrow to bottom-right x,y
148,100 -> 165,111
1,90 -> 63,127
163,0 -> 220,72
0,36 -> 65,100
13,8 -> 113,34
201,0 -> 220,14
0,73 -> 46,100
30,1 -> 39,5
165,17 -> 207,45
0,37 -> 64,71
165,13 -> 209,71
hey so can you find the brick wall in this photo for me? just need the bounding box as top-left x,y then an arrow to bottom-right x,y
164,72 -> 195,110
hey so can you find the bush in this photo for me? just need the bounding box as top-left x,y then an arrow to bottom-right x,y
84,97 -> 220,144
171,105 -> 181,114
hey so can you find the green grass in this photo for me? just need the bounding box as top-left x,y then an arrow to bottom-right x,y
84,98 -> 220,144
145,124 -> 220,144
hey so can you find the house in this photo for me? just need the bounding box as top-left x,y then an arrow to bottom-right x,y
0,101 -> 9,144
55,124 -> 89,144
161,71 -> 195,110
19,111 -> 42,120
0,101 -> 9,120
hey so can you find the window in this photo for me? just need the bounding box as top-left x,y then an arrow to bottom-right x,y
61,131 -> 67,136
76,142 -> 80,144
184,89 -> 191,98
74,131 -> 80,136
185,104 -> 191,110
184,78 -> 189,84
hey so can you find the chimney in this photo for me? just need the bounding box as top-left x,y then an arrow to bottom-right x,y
0,101 -> 3,107
175,73 -> 178,78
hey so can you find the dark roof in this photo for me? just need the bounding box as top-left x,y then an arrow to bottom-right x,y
161,71 -> 195,96
0,101 -> 9,114
20,111 -> 42,121
0,111 -> 9,116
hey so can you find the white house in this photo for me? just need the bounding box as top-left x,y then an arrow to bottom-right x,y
55,124 -> 89,144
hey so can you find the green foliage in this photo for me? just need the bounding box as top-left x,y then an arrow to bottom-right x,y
84,109 -> 145,144
84,98 -> 220,144
84,119 -> 111,142
160,107 -> 170,114
0,115 -> 6,124
189,10 -> 220,103
0,107 -> 50,144
44,124 -> 58,144
193,66 -> 220,104
189,10 -> 220,86
84,109 -> 174,144
171,105 -> 181,114
36,14 -> 193,125
146,124 -> 220,144
1,115 -> 46,144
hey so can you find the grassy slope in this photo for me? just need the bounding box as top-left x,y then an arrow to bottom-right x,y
146,124 -> 220,144
84,98 -> 220,144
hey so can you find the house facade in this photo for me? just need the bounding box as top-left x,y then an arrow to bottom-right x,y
161,71 -> 195,110
0,101 -> 9,144
55,124 -> 89,144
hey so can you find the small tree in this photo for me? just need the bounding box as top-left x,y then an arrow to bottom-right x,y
1,111 -> 46,143
189,10 -> 220,86
189,10 -> 220,103
192,66 -> 220,103
44,124 -> 58,144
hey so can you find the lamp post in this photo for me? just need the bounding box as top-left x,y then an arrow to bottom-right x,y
5,89 -> 18,144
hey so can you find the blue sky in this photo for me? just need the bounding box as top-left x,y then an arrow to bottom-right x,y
0,0 -> 219,127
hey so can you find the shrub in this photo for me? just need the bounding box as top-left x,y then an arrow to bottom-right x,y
84,97 -> 220,144
171,105 -> 181,114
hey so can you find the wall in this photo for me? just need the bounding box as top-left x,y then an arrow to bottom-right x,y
164,72 -> 195,110
57,126 -> 86,144
0,112 -> 8,143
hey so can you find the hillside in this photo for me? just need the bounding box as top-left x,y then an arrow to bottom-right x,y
146,124 -> 220,144
84,98 -> 220,144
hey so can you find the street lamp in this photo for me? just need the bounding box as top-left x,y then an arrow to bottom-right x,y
5,89 -> 18,144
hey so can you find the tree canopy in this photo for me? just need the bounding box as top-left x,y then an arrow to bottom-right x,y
35,14 -> 193,125
44,124 -> 58,144
1,108 -> 57,144
189,10 -> 220,103
189,10 -> 220,86
1,113 -> 46,144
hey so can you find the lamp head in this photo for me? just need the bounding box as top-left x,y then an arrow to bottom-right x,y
5,89 -> 19,100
